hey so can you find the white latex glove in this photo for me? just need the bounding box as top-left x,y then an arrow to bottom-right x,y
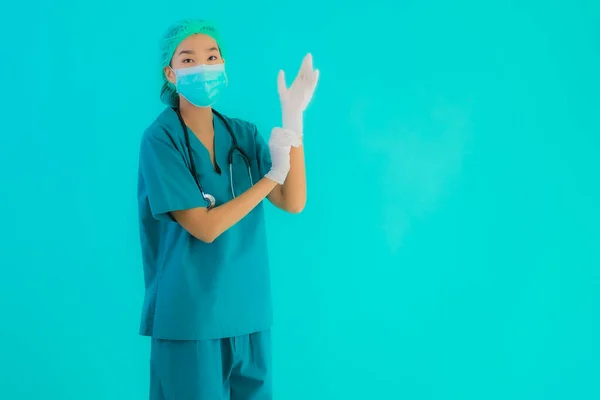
277,53 -> 320,137
265,127 -> 302,185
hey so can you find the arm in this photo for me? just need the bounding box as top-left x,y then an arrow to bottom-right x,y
175,126 -> 299,242
268,53 -> 319,213
140,127 -> 295,244
253,124 -> 306,214
172,177 -> 277,243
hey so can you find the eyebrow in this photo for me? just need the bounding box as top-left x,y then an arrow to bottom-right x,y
178,47 -> 219,56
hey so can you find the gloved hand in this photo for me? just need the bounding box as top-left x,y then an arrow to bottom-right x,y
277,53 -> 320,137
265,127 -> 302,185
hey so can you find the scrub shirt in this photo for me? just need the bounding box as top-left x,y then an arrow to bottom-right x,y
137,107 -> 273,341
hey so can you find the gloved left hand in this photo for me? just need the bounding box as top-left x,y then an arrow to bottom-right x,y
265,127 -> 302,185
277,53 -> 320,137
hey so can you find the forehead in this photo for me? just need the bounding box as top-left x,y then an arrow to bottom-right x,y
175,34 -> 218,53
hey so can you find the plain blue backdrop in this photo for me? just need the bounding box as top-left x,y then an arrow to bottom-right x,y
1,1 -> 599,399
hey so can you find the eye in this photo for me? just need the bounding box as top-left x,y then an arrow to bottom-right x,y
182,58 -> 194,64
208,55 -> 218,61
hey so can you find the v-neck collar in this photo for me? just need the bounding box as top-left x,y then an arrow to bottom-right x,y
186,116 -> 221,174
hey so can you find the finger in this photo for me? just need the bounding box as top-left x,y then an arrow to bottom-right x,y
280,129 -> 298,146
289,135 -> 302,148
304,53 -> 313,71
301,53 -> 313,77
280,129 -> 301,147
277,70 -> 287,97
312,69 -> 320,90
296,53 -> 312,80
270,128 -> 298,147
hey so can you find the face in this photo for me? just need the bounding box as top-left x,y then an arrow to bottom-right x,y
164,34 -> 224,86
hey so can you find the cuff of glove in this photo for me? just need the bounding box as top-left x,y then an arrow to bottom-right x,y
282,111 -> 303,137
265,169 -> 288,185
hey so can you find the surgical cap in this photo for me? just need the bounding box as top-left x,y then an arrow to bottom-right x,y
159,19 -> 223,107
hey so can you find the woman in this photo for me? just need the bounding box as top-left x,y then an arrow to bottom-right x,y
137,19 -> 319,400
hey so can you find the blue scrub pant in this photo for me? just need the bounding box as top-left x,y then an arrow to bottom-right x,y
150,330 -> 271,400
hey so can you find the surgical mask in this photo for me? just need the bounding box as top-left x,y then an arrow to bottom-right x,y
172,63 -> 228,107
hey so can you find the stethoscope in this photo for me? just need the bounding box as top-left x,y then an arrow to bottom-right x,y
174,107 -> 253,209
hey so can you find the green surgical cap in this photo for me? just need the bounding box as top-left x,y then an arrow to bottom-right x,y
159,19 -> 222,107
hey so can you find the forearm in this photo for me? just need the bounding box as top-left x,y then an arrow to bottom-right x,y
279,141 -> 307,213
276,111 -> 307,213
173,177 -> 277,242
207,177 -> 277,237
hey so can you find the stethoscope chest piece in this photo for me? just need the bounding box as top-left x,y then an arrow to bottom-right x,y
203,192 -> 216,209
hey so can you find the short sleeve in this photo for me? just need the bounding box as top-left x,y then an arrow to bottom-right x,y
254,125 -> 272,178
139,130 -> 207,221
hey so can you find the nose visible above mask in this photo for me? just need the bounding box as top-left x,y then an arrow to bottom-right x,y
172,63 -> 228,108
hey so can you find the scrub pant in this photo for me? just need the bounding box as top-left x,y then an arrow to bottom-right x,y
150,330 -> 272,400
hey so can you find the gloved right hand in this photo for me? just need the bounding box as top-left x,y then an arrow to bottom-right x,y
277,53 -> 320,138
265,127 -> 302,185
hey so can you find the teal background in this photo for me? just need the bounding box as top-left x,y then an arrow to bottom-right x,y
1,1 -> 599,399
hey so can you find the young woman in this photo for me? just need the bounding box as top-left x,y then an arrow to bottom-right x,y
137,19 -> 319,399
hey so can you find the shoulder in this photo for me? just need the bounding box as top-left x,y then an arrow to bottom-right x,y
141,107 -> 182,146
214,111 -> 258,142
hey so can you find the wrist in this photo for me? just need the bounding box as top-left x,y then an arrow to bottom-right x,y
282,110 -> 303,137
259,176 -> 280,189
265,165 -> 290,185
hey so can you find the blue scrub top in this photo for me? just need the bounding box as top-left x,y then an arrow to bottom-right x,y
137,107 -> 273,341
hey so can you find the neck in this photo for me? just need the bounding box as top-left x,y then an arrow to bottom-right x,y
179,98 -> 213,134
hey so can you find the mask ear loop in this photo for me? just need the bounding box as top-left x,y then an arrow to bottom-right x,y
168,66 -> 178,88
